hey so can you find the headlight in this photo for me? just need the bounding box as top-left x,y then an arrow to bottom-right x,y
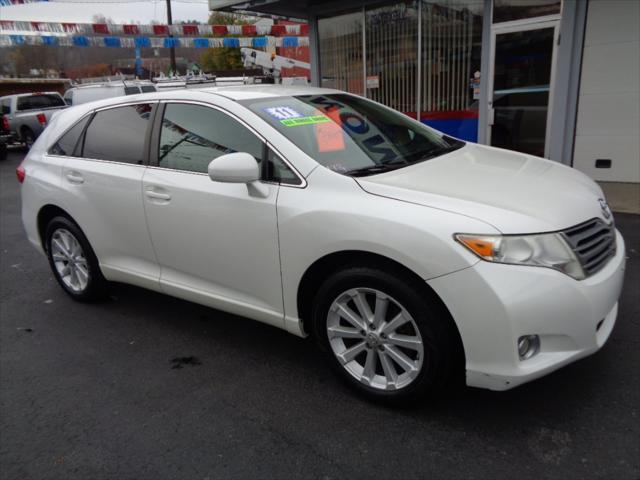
455,232 -> 585,280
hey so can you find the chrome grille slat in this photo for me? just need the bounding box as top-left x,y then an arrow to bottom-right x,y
562,218 -> 616,277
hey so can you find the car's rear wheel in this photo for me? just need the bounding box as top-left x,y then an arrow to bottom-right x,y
45,216 -> 108,301
311,266 -> 460,404
22,128 -> 35,150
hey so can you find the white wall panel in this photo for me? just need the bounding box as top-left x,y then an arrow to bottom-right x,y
574,0 -> 640,183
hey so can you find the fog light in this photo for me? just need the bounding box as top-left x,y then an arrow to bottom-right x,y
517,335 -> 540,360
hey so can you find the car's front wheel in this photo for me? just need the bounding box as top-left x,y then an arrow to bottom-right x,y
45,216 -> 108,301
311,266 -> 461,404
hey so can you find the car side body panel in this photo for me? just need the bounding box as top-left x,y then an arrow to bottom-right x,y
276,165 -> 498,336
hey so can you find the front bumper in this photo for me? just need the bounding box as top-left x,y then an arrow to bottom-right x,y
428,229 -> 626,391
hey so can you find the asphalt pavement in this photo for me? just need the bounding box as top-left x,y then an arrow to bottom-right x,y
1,149 -> 639,480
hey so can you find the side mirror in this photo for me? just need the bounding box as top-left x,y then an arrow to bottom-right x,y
208,152 -> 260,184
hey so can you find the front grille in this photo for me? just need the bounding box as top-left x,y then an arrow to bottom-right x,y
562,218 -> 616,277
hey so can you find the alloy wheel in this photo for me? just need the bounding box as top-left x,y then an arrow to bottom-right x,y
326,288 -> 424,390
50,228 -> 89,292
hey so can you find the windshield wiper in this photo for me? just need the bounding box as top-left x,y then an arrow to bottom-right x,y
345,163 -> 407,177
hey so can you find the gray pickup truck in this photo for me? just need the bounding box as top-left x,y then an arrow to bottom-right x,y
0,92 -> 68,150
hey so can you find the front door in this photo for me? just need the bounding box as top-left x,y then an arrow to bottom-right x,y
142,102 -> 285,328
487,20 -> 559,158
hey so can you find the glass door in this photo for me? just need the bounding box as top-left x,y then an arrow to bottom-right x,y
487,21 -> 559,157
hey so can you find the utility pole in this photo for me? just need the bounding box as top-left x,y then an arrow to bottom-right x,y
166,0 -> 177,74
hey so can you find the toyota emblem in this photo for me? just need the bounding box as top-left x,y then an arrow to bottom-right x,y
599,198 -> 612,220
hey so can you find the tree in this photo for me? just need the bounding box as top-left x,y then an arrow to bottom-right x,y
200,12 -> 255,72
200,48 -> 244,71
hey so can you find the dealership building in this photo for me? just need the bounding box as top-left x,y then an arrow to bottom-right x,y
211,0 -> 639,213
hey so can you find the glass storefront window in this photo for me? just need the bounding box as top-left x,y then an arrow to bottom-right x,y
493,0 -> 561,24
319,11 -> 364,95
365,1 -> 419,114
420,0 -> 484,141
317,0 -> 484,142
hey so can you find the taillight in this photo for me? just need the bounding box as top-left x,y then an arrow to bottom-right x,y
16,164 -> 25,184
36,113 -> 46,127
1,115 -> 9,131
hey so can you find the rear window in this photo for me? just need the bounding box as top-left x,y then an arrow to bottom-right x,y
17,94 -> 65,111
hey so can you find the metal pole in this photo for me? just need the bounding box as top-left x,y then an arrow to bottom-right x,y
166,0 -> 177,74
416,0 -> 422,120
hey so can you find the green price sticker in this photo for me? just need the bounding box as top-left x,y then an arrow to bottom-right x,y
281,115 -> 331,127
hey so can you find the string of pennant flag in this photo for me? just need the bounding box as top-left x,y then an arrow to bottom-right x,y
0,20 -> 309,36
0,0 -> 51,4
0,33 -> 309,48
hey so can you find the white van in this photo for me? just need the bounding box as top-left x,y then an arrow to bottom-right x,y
64,81 -> 156,106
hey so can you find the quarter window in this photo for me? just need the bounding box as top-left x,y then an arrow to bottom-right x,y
157,103 -> 262,174
82,104 -> 153,164
264,148 -> 301,185
49,115 -> 90,156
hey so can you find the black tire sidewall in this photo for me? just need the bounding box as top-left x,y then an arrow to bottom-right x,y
22,129 -> 35,149
311,267 -> 454,403
45,216 -> 107,301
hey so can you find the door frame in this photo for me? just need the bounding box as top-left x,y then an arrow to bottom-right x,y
486,16 -> 561,158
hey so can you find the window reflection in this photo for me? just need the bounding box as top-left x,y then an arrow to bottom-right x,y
82,104 -> 152,164
493,0 -> 561,23
158,104 -> 263,174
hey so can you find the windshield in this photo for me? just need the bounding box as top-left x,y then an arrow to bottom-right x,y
242,94 -> 464,176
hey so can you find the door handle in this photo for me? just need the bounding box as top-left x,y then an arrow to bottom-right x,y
65,172 -> 84,184
145,189 -> 171,201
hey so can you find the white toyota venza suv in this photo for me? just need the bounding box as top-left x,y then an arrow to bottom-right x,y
19,86 -> 626,402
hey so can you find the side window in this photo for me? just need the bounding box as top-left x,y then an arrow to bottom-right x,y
82,104 -> 153,164
158,103 -> 262,174
264,148 -> 302,185
49,115 -> 91,156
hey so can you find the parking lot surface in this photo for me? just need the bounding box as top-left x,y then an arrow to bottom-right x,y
1,150 -> 639,479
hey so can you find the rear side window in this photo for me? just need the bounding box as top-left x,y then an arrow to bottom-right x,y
49,115 -> 91,156
82,104 -> 153,164
17,94 -> 65,111
157,103 -> 262,174
124,86 -> 141,95
140,85 -> 156,93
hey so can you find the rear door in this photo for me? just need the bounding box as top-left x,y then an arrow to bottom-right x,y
60,102 -> 160,289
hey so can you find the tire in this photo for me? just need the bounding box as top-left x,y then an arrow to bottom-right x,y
22,128 -> 35,150
311,266 -> 461,404
45,216 -> 109,302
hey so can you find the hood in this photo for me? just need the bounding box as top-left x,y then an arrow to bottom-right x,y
356,143 -> 609,234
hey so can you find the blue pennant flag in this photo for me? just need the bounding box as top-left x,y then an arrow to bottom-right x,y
104,36 -> 120,47
282,36 -> 298,48
72,35 -> 89,47
223,37 -> 239,48
252,37 -> 267,48
134,36 -> 150,48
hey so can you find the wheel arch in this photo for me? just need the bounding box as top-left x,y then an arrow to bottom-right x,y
37,204 -> 74,251
20,125 -> 34,140
296,250 -> 465,376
